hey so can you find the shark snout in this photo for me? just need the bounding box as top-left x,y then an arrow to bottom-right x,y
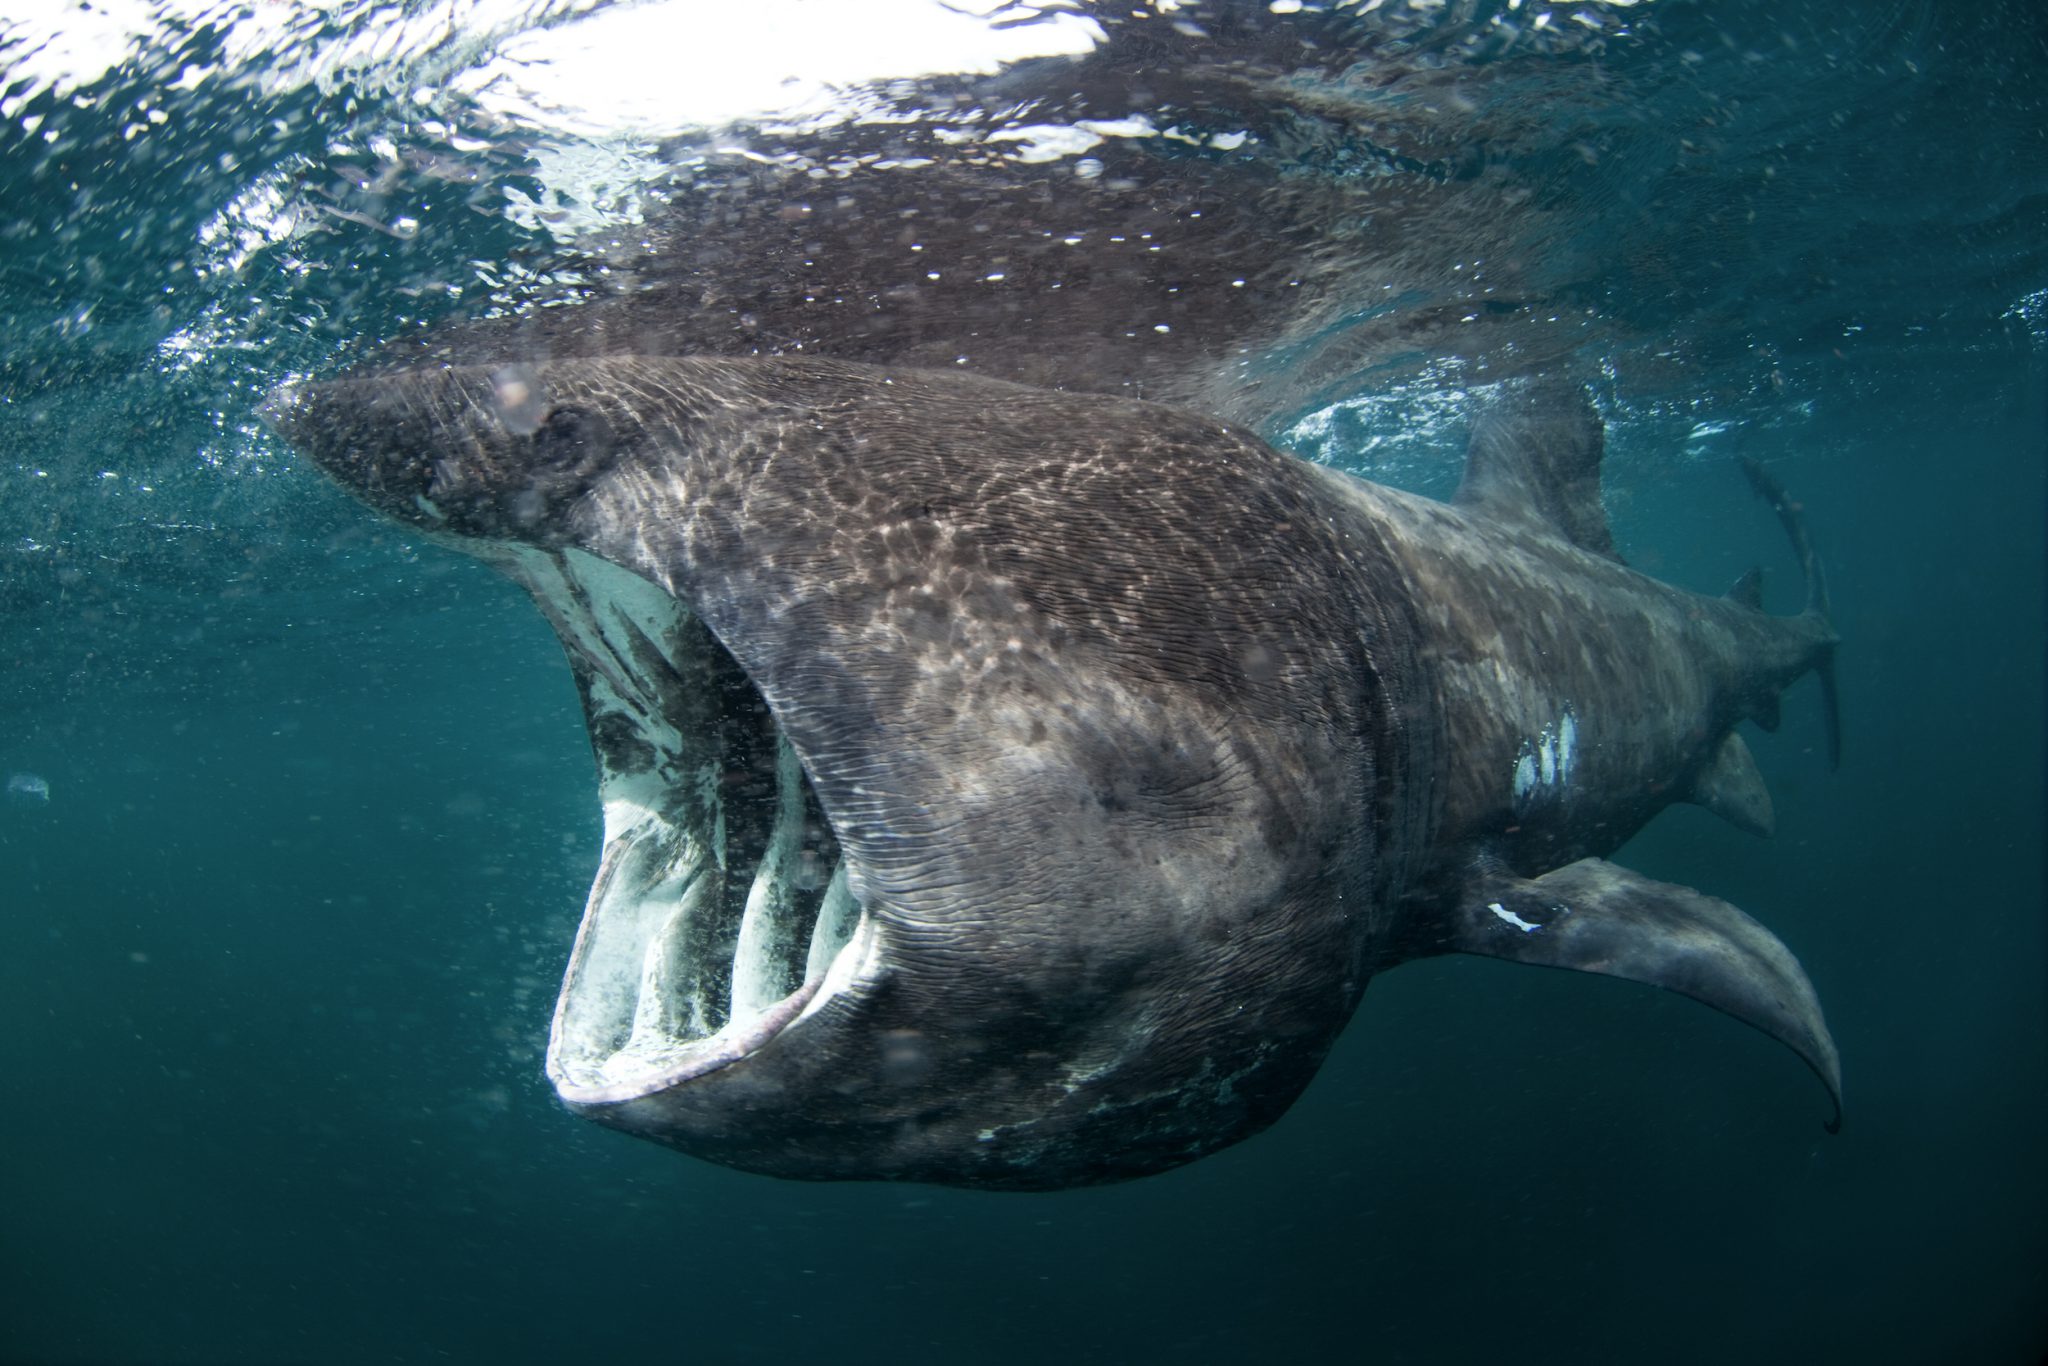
256,381 -> 308,445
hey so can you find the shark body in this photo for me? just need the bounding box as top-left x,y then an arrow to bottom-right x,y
272,356 -> 1838,1188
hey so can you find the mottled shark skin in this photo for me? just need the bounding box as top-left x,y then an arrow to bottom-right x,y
269,356 -> 1840,1189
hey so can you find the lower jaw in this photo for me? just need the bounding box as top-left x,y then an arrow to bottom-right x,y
548,973 -> 823,1107
545,798 -> 871,1106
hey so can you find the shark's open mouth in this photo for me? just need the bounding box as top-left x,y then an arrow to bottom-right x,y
499,546 -> 869,1106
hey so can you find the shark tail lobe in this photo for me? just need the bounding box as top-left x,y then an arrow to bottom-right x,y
1738,455 -> 1830,619
1737,455 -> 1841,769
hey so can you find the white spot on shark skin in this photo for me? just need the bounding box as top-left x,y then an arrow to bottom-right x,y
1487,901 -> 1543,933
1511,706 -> 1579,812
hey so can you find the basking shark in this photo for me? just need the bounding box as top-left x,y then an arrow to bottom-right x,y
271,356 -> 1840,1188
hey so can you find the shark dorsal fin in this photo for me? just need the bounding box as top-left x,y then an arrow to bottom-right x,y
1454,378 -> 1619,560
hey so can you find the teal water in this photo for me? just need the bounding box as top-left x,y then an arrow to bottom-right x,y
2,3 -> 2044,1362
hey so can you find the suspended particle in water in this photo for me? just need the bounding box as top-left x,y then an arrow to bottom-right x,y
6,772 -> 50,804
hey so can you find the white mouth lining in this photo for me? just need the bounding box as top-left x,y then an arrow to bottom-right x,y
500,546 -> 865,1105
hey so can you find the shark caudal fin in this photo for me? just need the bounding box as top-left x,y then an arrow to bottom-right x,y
1453,378 -> 1619,560
1435,858 -> 1842,1132
1739,455 -> 1841,769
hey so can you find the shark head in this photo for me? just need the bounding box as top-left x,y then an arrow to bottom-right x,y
269,354 -> 1415,1189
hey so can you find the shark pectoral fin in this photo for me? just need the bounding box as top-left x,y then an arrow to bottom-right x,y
1447,857 -> 1841,1131
1688,731 -> 1775,837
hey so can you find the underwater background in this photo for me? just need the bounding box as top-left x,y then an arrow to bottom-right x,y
2,1 -> 2043,1362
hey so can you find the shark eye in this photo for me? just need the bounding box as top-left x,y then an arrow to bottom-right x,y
532,404 -> 612,468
